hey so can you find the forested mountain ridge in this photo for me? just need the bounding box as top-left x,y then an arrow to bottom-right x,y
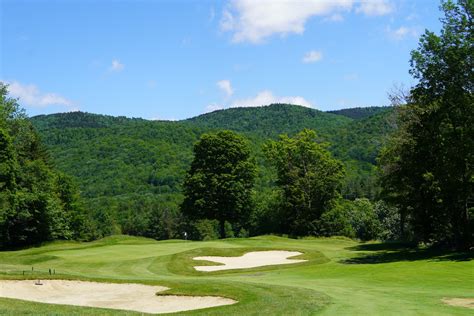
30,104 -> 396,237
327,106 -> 391,120
186,104 -> 351,137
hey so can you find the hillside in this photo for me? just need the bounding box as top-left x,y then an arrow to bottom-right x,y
30,104 -> 396,235
186,104 -> 351,137
327,106 -> 391,120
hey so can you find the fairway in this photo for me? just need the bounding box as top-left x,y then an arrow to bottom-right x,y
0,235 -> 472,315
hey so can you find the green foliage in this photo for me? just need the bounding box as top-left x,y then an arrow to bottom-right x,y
87,194 -> 183,240
316,199 -> 401,241
349,198 -> 382,241
374,200 -> 401,241
193,219 -> 220,241
264,129 -> 345,236
379,0 -> 473,248
182,130 -> 256,238
224,221 -> 235,238
0,128 -> 17,192
317,201 -> 355,238
328,106 -> 391,120
0,83 -> 87,248
29,104 -> 397,239
250,188 -> 286,235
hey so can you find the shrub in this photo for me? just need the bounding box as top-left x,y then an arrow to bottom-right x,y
374,201 -> 401,241
238,227 -> 249,238
224,221 -> 235,238
317,201 -> 355,238
194,219 -> 220,241
350,198 -> 382,241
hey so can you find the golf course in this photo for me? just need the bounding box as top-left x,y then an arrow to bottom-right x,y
1,0 -> 473,314
1,235 -> 472,315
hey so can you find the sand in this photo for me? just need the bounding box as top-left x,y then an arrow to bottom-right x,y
194,250 -> 306,272
0,280 -> 236,314
442,298 -> 474,309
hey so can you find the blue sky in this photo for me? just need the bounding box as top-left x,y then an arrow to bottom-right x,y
1,0 -> 442,120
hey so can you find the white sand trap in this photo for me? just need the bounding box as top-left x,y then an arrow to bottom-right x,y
442,298 -> 474,309
194,250 -> 306,272
0,280 -> 236,314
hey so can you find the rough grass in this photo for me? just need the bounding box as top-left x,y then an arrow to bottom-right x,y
0,235 -> 472,315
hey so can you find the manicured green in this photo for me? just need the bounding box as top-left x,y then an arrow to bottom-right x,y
0,235 -> 472,315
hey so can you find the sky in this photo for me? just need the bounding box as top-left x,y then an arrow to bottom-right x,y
1,0 -> 442,120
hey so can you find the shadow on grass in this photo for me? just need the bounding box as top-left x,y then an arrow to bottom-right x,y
342,242 -> 474,264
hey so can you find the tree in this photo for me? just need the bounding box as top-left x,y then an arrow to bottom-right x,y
265,129 -> 345,236
379,0 -> 473,248
0,82 -> 88,247
0,128 -> 17,192
0,127 -> 18,246
181,130 -> 256,238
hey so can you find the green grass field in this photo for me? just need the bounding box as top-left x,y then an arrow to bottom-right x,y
0,235 -> 472,315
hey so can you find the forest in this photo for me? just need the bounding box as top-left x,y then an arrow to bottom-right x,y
0,0 -> 472,249
27,104 -> 396,240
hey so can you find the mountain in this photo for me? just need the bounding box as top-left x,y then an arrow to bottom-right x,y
30,104 -> 397,234
186,104 -> 351,138
327,106 -> 391,120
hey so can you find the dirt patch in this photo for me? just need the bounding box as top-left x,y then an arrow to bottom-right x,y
0,280 -> 236,314
442,297 -> 474,309
194,250 -> 306,272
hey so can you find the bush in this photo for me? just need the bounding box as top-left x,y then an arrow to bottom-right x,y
317,201 -> 355,238
193,219 -> 220,241
350,198 -> 382,241
374,201 -> 401,241
238,227 -> 249,238
224,221 -> 235,238
317,198 -> 383,241
250,189 -> 286,235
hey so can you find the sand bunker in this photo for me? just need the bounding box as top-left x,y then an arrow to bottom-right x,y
442,298 -> 474,309
194,250 -> 306,272
0,280 -> 236,314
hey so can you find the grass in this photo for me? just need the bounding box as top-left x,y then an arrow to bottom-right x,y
0,235 -> 472,315
168,246 -> 329,276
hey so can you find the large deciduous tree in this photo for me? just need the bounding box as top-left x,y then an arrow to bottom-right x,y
181,130 -> 256,238
265,129 -> 345,236
379,0 -> 473,248
0,82 -> 88,247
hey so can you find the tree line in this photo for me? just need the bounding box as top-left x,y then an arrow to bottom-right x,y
0,85 -> 90,248
170,0 -> 474,248
1,0 -> 471,249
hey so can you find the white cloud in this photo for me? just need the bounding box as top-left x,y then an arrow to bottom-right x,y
231,90 -> 312,108
6,80 -> 76,109
110,59 -> 124,72
220,0 -> 353,43
217,79 -> 234,97
205,103 -> 225,113
220,0 -> 395,43
386,26 -> 418,40
302,50 -> 323,63
356,0 -> 393,16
